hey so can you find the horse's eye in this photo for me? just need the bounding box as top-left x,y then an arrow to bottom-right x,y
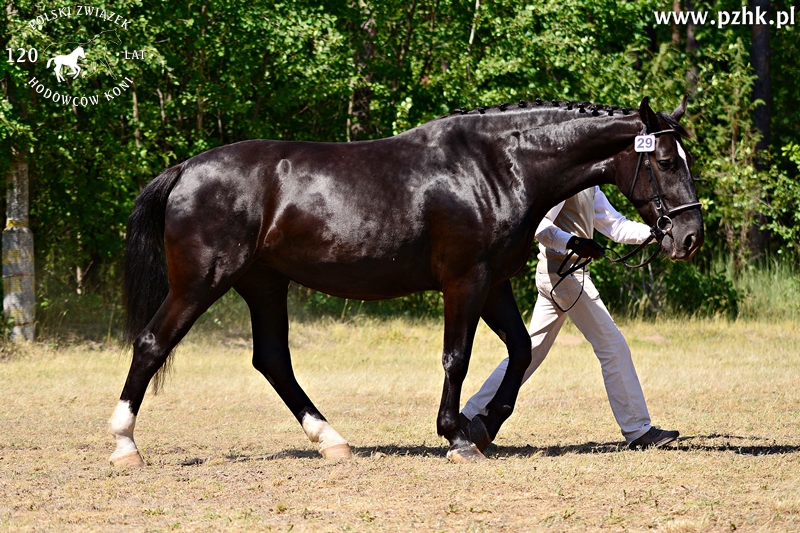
657,159 -> 672,170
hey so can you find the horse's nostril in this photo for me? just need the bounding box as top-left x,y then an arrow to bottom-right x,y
684,233 -> 696,250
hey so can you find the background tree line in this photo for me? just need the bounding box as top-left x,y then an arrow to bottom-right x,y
1,0 -> 799,335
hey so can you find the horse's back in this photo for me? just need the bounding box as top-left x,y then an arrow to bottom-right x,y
163,127 -> 531,298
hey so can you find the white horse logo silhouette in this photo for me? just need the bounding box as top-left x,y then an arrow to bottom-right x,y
46,46 -> 85,82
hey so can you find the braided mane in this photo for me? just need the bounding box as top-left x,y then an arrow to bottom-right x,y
441,98 -> 632,118
437,97 -> 691,139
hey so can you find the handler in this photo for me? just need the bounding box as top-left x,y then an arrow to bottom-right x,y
461,186 -> 679,450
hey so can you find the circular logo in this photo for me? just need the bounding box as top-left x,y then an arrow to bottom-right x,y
9,5 -> 150,108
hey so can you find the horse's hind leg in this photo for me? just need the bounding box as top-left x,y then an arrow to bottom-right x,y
110,281 -> 233,466
235,270 -> 352,459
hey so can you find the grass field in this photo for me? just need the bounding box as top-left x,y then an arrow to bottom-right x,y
2,316 -> 800,532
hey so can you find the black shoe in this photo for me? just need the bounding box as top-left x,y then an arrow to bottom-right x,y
459,413 -> 493,453
629,426 -> 679,449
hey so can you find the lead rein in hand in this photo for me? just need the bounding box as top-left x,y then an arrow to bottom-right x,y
550,234 -> 661,313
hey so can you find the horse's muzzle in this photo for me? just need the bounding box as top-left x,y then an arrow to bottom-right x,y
664,208 -> 704,260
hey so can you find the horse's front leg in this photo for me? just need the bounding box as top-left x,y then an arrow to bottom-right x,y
71,64 -> 80,79
466,279 -> 532,451
439,268 -> 491,462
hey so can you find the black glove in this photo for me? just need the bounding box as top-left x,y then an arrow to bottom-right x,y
567,236 -> 604,259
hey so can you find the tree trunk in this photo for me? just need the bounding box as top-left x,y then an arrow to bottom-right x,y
348,1 -> 376,141
466,0 -> 480,81
132,78 -> 142,148
685,0 -> 699,96
672,0 -> 681,45
3,148 -> 35,341
749,0 -> 771,260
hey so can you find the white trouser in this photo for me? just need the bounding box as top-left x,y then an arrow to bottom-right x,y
462,266 -> 651,443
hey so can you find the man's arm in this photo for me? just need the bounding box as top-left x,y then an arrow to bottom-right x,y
536,196 -> 604,259
593,189 -> 652,244
535,200 -> 571,254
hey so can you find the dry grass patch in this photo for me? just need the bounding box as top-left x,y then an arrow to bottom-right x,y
1,317 -> 799,531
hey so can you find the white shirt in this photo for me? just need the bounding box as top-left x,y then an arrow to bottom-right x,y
535,186 -> 651,255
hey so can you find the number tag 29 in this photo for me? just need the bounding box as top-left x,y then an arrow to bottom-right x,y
634,134 -> 656,153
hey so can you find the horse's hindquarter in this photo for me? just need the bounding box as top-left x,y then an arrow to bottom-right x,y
165,133 -> 536,300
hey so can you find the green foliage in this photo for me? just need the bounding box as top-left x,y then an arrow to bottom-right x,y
689,38 -> 762,263
35,292 -> 122,344
761,143 -> 800,257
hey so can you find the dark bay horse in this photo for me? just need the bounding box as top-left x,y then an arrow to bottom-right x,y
109,97 -> 703,466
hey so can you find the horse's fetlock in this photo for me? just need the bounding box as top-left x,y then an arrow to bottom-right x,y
437,413 -> 462,440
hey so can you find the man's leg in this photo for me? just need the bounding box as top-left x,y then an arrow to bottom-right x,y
461,271 -> 568,420
566,275 -> 651,443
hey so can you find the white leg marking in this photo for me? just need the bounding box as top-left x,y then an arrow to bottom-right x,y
301,413 -> 348,451
109,400 -> 141,464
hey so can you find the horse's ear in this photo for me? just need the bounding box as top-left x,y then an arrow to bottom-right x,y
671,95 -> 688,122
638,97 -> 660,133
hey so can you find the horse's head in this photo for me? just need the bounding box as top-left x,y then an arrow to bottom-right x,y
617,97 -> 704,261
76,46 -> 85,58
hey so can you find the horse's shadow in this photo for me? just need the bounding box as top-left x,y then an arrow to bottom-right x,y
202,434 -> 800,465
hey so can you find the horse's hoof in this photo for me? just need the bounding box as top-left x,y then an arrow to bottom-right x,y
446,443 -> 487,463
320,443 -> 353,460
110,451 -> 145,467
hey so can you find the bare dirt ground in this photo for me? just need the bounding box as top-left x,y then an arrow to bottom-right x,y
2,317 -> 800,532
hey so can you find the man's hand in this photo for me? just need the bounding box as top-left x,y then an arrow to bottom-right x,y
567,236 -> 604,259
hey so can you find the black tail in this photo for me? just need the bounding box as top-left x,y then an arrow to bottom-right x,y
123,163 -> 185,345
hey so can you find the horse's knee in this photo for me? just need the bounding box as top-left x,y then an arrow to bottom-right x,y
509,350 -> 532,374
442,352 -> 470,382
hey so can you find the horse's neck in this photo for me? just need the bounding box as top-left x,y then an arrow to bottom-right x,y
518,115 -> 641,205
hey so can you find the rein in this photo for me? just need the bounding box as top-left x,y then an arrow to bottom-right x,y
549,126 -> 702,312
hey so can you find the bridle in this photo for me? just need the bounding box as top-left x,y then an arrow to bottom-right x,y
604,126 -> 701,268
550,126 -> 702,312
